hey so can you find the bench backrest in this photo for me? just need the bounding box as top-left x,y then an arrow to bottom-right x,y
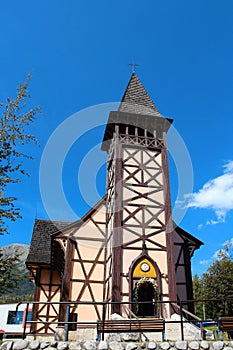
219,317 -> 233,331
97,318 -> 165,332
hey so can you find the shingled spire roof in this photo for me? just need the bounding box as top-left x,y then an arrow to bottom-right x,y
101,72 -> 173,150
118,72 -> 163,117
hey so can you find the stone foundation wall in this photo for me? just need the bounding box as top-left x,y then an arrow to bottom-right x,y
1,339 -> 233,350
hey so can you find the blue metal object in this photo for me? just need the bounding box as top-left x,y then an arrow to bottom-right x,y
65,306 -> 70,341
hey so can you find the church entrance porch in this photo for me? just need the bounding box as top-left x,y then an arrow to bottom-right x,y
136,280 -> 157,316
133,277 -> 159,317
130,255 -> 161,318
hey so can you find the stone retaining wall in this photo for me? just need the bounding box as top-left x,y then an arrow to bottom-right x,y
1,340 -> 233,350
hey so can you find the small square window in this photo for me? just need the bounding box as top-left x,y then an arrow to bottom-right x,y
7,311 -> 24,325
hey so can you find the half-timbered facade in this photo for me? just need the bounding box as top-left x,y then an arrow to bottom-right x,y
26,72 -> 203,334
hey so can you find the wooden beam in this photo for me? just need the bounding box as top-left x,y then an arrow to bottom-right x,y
161,135 -> 177,305
31,267 -> 41,333
59,238 -> 74,322
111,125 -> 123,314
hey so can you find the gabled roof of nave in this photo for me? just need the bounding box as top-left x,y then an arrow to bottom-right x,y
26,196 -> 107,266
26,219 -> 72,265
52,194 -> 107,239
118,72 -> 163,118
26,195 -> 203,267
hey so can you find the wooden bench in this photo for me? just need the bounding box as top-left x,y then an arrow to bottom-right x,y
218,317 -> 233,340
97,317 -> 165,340
3,332 -> 24,339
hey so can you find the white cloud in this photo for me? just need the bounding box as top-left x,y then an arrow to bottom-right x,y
199,259 -> 210,265
206,218 -> 225,225
186,160 -> 233,224
224,161 -> 233,173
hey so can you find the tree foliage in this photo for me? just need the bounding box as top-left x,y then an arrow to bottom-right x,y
0,245 -> 35,299
0,74 -> 40,235
193,274 -> 205,318
0,249 -> 22,295
0,76 -> 40,295
193,241 -> 233,319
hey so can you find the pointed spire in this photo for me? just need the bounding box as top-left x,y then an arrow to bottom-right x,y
118,72 -> 163,118
101,72 -> 173,151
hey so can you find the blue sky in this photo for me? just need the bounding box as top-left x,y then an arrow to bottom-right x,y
0,0 -> 233,276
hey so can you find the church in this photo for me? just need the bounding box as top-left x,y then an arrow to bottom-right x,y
26,72 -> 203,335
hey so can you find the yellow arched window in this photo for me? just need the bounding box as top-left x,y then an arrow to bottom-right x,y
133,258 -> 157,278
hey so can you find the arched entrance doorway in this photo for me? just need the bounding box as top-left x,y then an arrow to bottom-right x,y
136,278 -> 157,316
131,257 -> 160,317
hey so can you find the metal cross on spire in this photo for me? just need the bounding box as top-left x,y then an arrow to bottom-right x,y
129,58 -> 140,73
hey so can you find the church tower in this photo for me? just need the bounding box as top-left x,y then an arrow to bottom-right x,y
102,72 -> 177,318
26,72 -> 203,335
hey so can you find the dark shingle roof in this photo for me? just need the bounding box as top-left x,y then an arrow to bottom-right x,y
26,197 -> 107,266
26,219 -> 72,265
102,73 -> 173,150
174,222 -> 203,257
118,72 -> 163,117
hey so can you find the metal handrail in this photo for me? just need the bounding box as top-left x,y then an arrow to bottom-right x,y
11,298 -> 233,341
